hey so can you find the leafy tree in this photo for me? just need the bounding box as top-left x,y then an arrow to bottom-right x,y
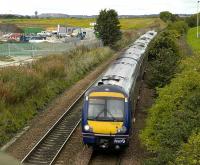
147,30 -> 178,61
148,48 -> 179,88
167,21 -> 189,36
185,14 -> 200,27
140,71 -> 200,164
160,11 -> 174,22
171,14 -> 180,22
94,9 -> 122,47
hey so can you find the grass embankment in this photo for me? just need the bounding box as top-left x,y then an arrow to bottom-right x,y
187,27 -> 200,53
0,46 -> 114,146
140,23 -> 200,164
0,17 -> 165,30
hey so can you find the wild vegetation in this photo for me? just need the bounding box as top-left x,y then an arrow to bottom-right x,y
145,29 -> 180,88
185,14 -> 200,28
140,12 -> 200,165
0,46 -> 114,146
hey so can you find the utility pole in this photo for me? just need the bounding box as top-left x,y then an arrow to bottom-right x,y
197,1 -> 200,38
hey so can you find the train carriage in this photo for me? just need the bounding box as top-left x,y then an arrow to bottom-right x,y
81,30 -> 157,149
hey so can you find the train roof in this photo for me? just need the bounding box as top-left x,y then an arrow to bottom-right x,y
95,56 -> 139,94
88,30 -> 157,96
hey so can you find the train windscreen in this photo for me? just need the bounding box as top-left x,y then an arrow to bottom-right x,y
87,98 -> 124,121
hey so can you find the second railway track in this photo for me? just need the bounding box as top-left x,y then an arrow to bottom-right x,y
21,97 -> 83,165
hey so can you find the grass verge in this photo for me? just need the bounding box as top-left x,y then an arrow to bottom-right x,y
0,46 -> 114,146
187,27 -> 200,53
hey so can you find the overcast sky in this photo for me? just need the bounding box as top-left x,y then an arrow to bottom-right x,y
0,0 -> 197,15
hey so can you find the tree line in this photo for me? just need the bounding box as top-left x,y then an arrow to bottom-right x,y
140,11 -> 200,165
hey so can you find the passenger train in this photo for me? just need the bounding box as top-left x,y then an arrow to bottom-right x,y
81,31 -> 157,149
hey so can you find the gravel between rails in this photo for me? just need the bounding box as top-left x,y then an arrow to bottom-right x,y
88,150 -> 122,165
5,52 -> 119,161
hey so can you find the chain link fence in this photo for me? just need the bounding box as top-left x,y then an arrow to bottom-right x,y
0,38 -> 103,57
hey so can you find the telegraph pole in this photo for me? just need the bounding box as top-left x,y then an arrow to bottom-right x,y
197,1 -> 200,38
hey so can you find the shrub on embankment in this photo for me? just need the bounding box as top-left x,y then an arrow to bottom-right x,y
145,20 -> 188,89
0,46 -> 114,146
174,131 -> 200,165
140,69 -> 200,164
145,30 -> 180,88
140,20 -> 200,164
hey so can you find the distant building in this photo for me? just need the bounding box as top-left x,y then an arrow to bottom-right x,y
90,22 -> 96,27
57,24 -> 77,36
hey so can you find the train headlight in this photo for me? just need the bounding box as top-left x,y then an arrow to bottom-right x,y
117,126 -> 127,134
84,125 -> 93,132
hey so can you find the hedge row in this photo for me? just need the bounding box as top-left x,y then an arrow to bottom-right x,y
145,29 -> 180,88
140,20 -> 200,164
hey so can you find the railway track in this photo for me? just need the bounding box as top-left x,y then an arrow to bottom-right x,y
21,83 -> 94,165
20,42 -> 136,165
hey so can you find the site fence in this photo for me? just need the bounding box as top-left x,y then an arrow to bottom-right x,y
0,38 -> 103,57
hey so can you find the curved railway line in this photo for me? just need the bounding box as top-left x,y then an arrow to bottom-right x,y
20,31 -> 155,165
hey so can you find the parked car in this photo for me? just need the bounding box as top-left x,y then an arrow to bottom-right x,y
37,31 -> 52,37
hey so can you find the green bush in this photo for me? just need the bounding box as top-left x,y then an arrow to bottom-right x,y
174,131 -> 200,165
147,48 -> 179,88
167,21 -> 188,36
140,70 -> 200,164
185,15 -> 199,28
0,46 -> 114,146
147,30 -> 178,61
145,30 -> 180,88
140,22 -> 199,163
159,11 -> 174,23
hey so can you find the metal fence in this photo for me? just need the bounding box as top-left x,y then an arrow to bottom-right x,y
0,39 -> 103,57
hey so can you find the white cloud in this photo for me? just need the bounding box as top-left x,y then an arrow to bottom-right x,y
0,0 -> 197,15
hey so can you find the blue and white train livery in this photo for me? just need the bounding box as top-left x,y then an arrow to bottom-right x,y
81,31 -> 157,149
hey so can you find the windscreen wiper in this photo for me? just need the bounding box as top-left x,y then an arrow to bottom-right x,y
107,111 -> 118,121
94,109 -> 105,120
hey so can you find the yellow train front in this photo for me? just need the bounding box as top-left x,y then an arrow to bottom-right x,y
82,85 -> 132,149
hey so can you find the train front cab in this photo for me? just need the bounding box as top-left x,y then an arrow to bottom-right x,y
82,86 -> 132,149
